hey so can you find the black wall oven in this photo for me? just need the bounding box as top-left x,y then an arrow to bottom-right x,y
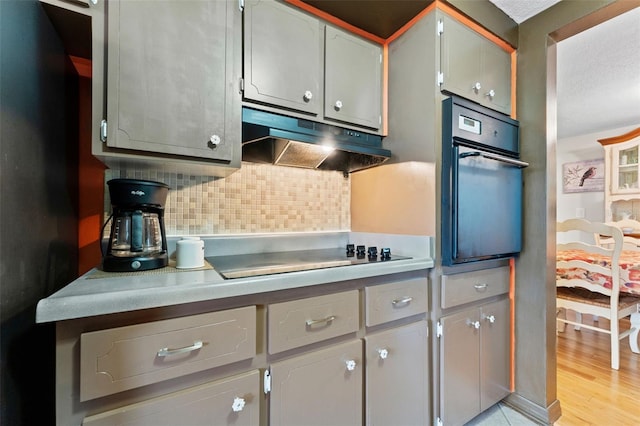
441,96 -> 528,266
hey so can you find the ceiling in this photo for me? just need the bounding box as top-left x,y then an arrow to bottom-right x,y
301,0 -> 640,139
556,7 -> 640,139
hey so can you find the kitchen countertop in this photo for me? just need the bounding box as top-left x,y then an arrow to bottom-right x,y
36,232 -> 434,323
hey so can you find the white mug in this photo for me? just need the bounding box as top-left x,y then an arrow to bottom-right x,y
176,237 -> 205,269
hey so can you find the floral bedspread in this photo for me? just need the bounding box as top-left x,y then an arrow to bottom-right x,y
557,249 -> 640,296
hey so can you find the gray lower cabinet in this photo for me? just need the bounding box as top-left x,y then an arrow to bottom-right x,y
243,0 -> 382,131
104,0 -> 241,170
82,370 -> 260,426
365,321 -> 429,426
439,13 -> 511,115
50,272 -> 431,425
438,297 -> 510,426
268,339 -> 363,426
55,306 -> 258,425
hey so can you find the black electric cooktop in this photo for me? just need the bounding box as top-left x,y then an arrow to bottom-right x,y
206,245 -> 411,279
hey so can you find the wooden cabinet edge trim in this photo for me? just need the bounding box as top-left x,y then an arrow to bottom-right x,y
597,127 -> 640,146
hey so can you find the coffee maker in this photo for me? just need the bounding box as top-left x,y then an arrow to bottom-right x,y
102,179 -> 170,272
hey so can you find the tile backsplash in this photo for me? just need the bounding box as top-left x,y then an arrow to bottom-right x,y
104,162 -> 350,235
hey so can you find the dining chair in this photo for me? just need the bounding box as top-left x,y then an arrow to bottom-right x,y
556,218 -> 640,370
594,218 -> 640,249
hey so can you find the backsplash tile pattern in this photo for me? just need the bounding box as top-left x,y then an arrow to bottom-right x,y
104,162 -> 350,235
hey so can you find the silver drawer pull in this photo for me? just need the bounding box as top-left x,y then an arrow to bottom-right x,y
392,296 -> 413,306
474,284 -> 488,292
157,340 -> 203,357
306,315 -> 336,327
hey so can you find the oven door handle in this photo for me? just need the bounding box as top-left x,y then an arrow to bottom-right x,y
459,151 -> 529,168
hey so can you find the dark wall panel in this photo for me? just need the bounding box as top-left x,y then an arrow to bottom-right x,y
0,1 -> 78,424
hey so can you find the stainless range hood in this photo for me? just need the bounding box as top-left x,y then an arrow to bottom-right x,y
241,108 -> 391,173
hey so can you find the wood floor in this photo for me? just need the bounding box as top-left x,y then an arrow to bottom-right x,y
555,315 -> 640,425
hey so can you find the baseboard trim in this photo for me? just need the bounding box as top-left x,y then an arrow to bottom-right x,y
503,393 -> 562,425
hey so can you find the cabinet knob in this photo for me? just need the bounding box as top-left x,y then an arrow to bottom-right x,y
484,314 -> 496,323
345,359 -> 357,371
303,90 -> 313,102
378,348 -> 389,360
472,82 -> 482,92
210,134 -> 221,145
334,100 -> 343,111
231,396 -> 246,412
485,89 -> 496,99
469,320 -> 481,329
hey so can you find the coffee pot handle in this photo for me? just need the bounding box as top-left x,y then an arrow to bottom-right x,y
131,210 -> 143,252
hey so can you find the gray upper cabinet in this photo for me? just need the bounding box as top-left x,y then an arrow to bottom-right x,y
243,0 -> 383,132
325,26 -> 382,129
105,0 -> 239,164
243,0 -> 322,115
439,14 -> 511,115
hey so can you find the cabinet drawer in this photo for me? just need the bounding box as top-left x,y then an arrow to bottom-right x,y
83,369 -> 260,426
80,306 -> 256,401
365,278 -> 427,326
441,266 -> 509,309
268,290 -> 359,354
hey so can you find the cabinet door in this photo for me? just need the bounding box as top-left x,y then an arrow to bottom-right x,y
324,26 -> 382,129
106,0 -> 237,161
611,142 -> 640,194
440,14 -> 511,115
83,370 -> 260,426
481,41 -> 511,114
243,0 -> 322,115
365,321 -> 429,426
439,308 -> 480,426
440,14 -> 483,103
480,298 -> 511,411
269,340 -> 362,426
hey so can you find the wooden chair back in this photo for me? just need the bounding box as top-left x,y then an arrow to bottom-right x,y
594,218 -> 640,249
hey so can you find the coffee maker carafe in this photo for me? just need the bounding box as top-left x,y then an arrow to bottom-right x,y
103,179 -> 169,272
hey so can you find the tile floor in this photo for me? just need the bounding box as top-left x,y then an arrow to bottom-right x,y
466,402 -> 543,425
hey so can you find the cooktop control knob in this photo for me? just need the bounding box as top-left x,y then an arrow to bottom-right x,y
367,246 -> 378,260
346,244 -> 355,257
356,245 -> 366,258
380,248 -> 391,260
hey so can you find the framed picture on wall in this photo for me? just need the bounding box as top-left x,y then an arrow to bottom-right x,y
562,159 -> 605,193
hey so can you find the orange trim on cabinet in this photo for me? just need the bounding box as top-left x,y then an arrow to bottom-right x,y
382,43 -> 388,135
284,0 -> 386,45
435,1 -> 514,53
509,257 -> 515,391
385,2 -> 437,44
511,51 -> 517,119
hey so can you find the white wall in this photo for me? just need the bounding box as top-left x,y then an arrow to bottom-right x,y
557,125 -> 638,242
